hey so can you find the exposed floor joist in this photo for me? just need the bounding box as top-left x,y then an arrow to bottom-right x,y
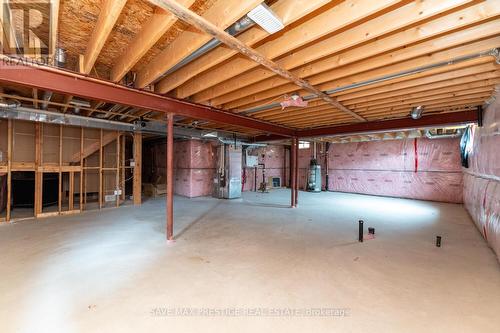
148,0 -> 365,121
135,0 -> 262,89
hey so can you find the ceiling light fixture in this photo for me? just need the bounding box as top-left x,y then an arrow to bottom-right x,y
247,3 -> 284,34
410,105 -> 424,120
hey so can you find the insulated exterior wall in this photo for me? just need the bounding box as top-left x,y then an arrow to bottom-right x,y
326,138 -> 463,203
173,140 -> 216,198
463,93 -> 500,260
143,140 -> 216,198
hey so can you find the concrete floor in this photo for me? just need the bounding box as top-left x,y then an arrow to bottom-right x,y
1,190 -> 499,333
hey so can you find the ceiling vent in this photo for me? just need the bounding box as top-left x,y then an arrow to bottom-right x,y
247,4 -> 284,34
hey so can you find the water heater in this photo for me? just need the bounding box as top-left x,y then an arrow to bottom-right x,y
307,159 -> 322,193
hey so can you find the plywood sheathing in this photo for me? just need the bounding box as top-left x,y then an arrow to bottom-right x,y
57,0 -> 215,78
132,0 -> 217,72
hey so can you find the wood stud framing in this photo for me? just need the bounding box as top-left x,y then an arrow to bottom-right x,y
0,120 -> 130,223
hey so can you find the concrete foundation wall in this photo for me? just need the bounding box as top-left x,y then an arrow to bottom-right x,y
463,93 -> 500,260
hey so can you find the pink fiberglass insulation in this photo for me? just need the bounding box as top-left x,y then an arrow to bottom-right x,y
173,140 -> 216,198
330,170 -> 463,203
326,137 -> 463,203
463,92 -> 500,260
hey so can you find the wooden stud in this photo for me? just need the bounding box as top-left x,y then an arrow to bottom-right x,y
82,0 -> 127,75
69,171 -> 74,211
32,89 -> 39,109
6,119 -> 12,222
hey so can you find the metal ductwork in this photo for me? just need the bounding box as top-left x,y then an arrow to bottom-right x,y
153,16 -> 255,83
217,137 -> 266,147
242,48 -> 500,115
0,105 -> 135,131
55,48 -> 66,68
41,91 -> 53,110
0,100 -> 20,108
0,103 -> 256,143
425,129 -> 463,139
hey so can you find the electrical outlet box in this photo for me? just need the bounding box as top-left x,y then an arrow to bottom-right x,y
105,195 -> 116,202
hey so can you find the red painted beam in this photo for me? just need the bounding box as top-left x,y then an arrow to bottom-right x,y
0,59 -> 294,136
253,111 -> 478,141
297,111 -> 478,138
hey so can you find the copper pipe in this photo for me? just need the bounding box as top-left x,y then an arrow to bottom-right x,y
166,113 -> 174,240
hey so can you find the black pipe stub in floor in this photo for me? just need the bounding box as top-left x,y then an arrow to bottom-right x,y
358,220 -> 364,242
368,227 -> 375,235
436,236 -> 442,247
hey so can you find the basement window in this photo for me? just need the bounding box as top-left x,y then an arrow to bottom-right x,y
299,141 -> 310,149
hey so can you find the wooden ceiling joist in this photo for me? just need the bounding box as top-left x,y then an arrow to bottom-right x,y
240,56 -> 498,116
284,96 -> 489,128
220,16 -> 500,109
135,0 -> 262,89
154,0 -> 333,94
182,0 -> 406,101
49,0 -> 60,65
81,0 -> 127,75
346,78 -> 500,106
260,85 -> 496,123
109,0 -> 196,83
253,78 -> 500,121
189,0 -> 477,104
148,0 -> 365,122
263,75 -> 499,119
